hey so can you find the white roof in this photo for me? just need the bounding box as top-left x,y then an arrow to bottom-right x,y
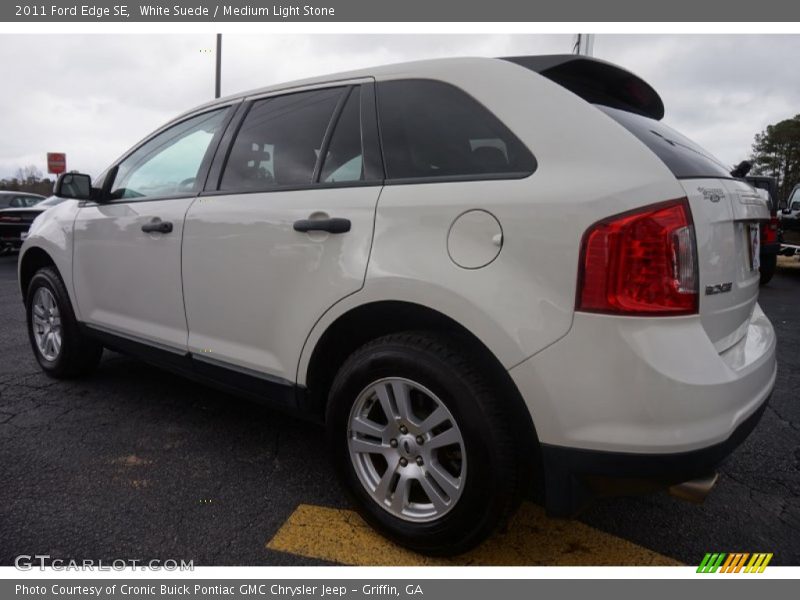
177,56 -> 504,118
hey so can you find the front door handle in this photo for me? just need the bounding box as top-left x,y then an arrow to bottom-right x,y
141,218 -> 173,234
293,218 -> 351,234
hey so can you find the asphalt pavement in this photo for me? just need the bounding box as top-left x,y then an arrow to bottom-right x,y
0,252 -> 798,566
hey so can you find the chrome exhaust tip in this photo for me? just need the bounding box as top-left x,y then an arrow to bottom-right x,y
668,472 -> 719,504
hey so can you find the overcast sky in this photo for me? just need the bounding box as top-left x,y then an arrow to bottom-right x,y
1,34 -> 798,179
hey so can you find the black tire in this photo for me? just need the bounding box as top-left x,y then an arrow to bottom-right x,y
760,253 -> 777,285
25,266 -> 103,378
326,331 -> 524,556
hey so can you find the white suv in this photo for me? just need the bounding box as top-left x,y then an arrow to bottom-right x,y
19,55 -> 776,555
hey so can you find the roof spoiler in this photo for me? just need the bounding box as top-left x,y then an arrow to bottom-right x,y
502,55 -> 665,121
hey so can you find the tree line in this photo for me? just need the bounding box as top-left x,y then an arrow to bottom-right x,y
750,114 -> 800,203
0,166 -> 54,197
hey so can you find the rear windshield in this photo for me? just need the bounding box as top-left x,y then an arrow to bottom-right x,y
596,105 -> 732,180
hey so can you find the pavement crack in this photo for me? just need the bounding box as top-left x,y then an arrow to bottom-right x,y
766,404 -> 800,432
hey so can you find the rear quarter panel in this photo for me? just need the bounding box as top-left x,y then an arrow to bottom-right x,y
298,58 -> 687,382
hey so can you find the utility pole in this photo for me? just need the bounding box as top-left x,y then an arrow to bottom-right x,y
215,33 -> 222,99
574,33 -> 594,57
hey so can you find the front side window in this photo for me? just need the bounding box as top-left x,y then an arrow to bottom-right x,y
377,79 -> 535,181
220,87 -> 344,192
111,108 -> 228,200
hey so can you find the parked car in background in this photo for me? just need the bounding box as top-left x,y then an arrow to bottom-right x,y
18,55 -> 776,555
779,184 -> 800,252
0,196 -> 64,254
744,175 -> 781,284
0,191 -> 45,209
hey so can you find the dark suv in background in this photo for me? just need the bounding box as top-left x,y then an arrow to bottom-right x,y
744,175 -> 781,284
780,183 -> 800,250
0,191 -> 47,255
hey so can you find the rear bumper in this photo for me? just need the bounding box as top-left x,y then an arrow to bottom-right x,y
538,396 -> 769,515
509,302 -> 776,514
510,304 -> 776,453
541,389 -> 767,475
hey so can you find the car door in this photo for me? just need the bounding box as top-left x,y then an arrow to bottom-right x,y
72,106 -> 233,351
181,81 -> 383,391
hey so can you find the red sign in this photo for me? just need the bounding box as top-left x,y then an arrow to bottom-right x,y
47,153 -> 66,175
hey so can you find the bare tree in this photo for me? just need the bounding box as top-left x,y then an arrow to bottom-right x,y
13,165 -> 43,185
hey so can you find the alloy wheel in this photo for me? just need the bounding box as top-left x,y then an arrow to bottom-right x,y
347,377 -> 467,522
31,287 -> 62,361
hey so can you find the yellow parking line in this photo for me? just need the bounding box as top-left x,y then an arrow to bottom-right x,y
266,503 -> 681,566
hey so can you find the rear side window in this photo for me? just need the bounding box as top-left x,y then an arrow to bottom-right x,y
597,105 -> 731,179
377,79 -> 535,181
221,87 -> 344,191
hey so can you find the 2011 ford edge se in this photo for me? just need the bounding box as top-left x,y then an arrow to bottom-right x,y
18,55 -> 776,555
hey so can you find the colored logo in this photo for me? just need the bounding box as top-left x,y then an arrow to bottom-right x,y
697,186 -> 725,203
697,553 -> 773,573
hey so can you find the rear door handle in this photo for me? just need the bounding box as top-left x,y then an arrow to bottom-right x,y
141,218 -> 173,234
293,218 -> 351,234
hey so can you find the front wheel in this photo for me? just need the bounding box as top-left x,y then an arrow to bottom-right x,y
326,332 -> 524,556
25,266 -> 103,378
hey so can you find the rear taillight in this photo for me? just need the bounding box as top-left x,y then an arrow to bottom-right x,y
577,198 -> 698,316
762,217 -> 779,244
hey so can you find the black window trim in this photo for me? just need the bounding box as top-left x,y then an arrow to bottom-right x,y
375,77 -> 538,186
312,87 -> 352,184
203,78 -> 385,198
201,100 -> 251,194
383,171 -> 535,186
361,81 -> 385,182
93,103 -> 240,206
594,104 -> 732,182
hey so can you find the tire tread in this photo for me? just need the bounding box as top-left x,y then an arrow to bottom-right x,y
328,330 -> 525,555
26,266 -> 102,378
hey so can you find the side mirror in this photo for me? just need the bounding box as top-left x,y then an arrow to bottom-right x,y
54,172 -> 93,200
